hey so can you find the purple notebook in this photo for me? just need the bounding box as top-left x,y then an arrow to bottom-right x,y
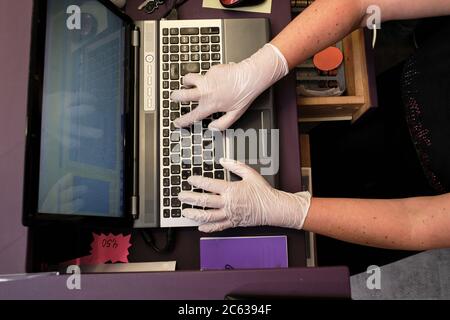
200,236 -> 288,271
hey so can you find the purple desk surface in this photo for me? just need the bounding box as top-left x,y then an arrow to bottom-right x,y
0,0 -> 33,274
0,267 -> 350,300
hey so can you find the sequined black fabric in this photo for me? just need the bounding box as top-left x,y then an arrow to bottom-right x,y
400,17 -> 450,193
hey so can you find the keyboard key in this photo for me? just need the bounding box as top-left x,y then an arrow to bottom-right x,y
170,102 -> 180,110
201,62 -> 210,70
181,107 -> 190,115
163,157 -> 170,166
171,176 -> 181,185
171,154 -> 180,164
171,186 -> 181,196
214,162 -> 223,170
172,198 -> 181,207
163,209 -> 170,218
193,167 -> 202,176
191,45 -> 200,52
193,156 -> 202,166
163,119 -> 169,127
182,159 -> 192,169
163,63 -> 169,71
215,170 -> 225,180
212,53 -> 221,61
201,36 -> 209,43
163,198 -> 170,207
170,28 -> 179,35
163,81 -> 169,89
180,45 -> 189,53
203,150 -> 213,161
193,135 -> 202,144
204,172 -> 213,179
163,148 -> 170,157
163,54 -> 169,62
163,28 -> 169,36
201,53 -> 210,61
181,63 -> 200,76
193,145 -> 202,156
171,165 -> 181,175
171,143 -> 180,153
163,168 -> 170,177
180,27 -> 199,35
182,170 -> 191,180
170,132 -> 180,142
163,72 -> 169,80
180,54 -> 189,61
170,55 -> 179,62
211,44 -> 221,52
163,188 -> 170,197
182,181 -> 192,191
204,162 -> 214,171
163,100 -> 169,108
163,129 -> 169,137
170,82 -> 180,90
163,46 -> 169,53
182,148 -> 191,158
181,137 -> 191,147
180,36 -> 189,44
163,37 -> 169,44
182,203 -> 192,209
211,36 -> 220,43
163,109 -> 169,118
163,178 -> 170,187
191,36 -> 199,43
163,138 -> 170,147
201,45 -> 210,52
191,54 -> 200,61
171,209 -> 182,218
203,140 -> 213,149
170,112 -> 180,121
170,45 -> 179,53
201,27 -> 219,34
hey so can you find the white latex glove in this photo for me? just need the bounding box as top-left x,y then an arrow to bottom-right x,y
178,159 -> 311,233
171,43 -> 289,131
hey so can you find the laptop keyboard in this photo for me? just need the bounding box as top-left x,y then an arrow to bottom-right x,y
159,22 -> 226,227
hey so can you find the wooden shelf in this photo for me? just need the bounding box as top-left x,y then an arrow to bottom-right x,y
298,29 -> 375,123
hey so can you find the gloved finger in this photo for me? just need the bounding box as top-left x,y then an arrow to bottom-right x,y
182,73 -> 203,87
219,158 -> 256,179
198,219 -> 234,233
187,176 -> 229,194
178,191 -> 224,208
171,88 -> 201,103
208,109 -> 246,131
182,209 -> 227,223
174,104 -> 213,128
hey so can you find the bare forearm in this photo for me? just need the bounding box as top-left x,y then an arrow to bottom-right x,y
271,0 -> 450,69
303,194 -> 450,250
271,0 -> 365,69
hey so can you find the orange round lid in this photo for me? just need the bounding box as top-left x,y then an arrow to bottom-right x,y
313,46 -> 344,71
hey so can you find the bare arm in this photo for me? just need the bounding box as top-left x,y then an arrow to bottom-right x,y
303,194 -> 450,250
272,0 -> 450,69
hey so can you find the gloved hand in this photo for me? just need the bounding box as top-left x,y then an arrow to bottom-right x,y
178,159 -> 311,233
171,43 -> 289,131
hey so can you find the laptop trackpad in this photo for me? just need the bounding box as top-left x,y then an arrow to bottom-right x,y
228,109 -> 277,186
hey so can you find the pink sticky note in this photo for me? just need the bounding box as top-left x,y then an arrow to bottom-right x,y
62,233 -> 132,266
89,233 -> 132,264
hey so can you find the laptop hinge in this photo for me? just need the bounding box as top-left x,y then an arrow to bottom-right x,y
132,29 -> 140,47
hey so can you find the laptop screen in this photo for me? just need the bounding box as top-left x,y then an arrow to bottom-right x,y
38,0 -> 127,218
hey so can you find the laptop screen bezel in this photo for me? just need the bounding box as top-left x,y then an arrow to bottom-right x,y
23,0 -> 136,227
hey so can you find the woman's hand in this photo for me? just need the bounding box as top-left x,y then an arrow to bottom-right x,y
178,159 -> 311,233
171,44 -> 289,131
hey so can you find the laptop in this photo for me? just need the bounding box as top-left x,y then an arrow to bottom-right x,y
23,0 -> 277,228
